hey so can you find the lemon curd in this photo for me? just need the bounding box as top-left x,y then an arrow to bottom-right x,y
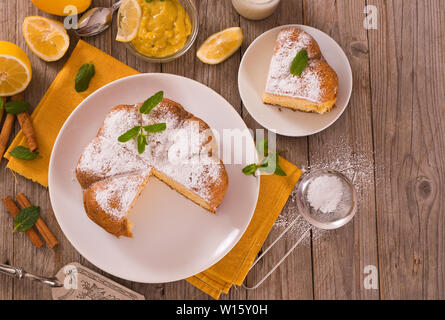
132,0 -> 192,58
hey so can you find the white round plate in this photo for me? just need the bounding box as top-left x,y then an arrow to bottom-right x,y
49,73 -> 260,283
239,24 -> 353,137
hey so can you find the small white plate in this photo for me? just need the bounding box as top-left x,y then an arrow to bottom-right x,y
238,25 -> 353,137
49,74 -> 260,283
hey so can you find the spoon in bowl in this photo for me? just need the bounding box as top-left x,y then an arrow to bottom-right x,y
74,0 -> 122,37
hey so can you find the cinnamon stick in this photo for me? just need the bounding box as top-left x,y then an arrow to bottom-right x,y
0,98 -> 15,157
11,94 -> 38,152
1,196 -> 43,248
16,193 -> 58,248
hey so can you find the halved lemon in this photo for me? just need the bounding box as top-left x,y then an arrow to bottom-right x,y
23,16 -> 70,62
0,41 -> 32,96
116,0 -> 142,43
197,27 -> 243,65
31,0 -> 92,16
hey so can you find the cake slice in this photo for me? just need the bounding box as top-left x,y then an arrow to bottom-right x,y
262,27 -> 339,114
83,171 -> 152,238
77,98 -> 229,238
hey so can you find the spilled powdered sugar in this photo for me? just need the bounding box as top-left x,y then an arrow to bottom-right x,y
265,28 -> 324,102
273,136 -> 374,243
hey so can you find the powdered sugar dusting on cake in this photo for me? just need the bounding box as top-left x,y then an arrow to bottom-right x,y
99,105 -> 141,154
94,172 -> 150,219
77,136 -> 148,180
78,100 -> 226,212
157,153 -> 224,205
265,29 -> 324,102
141,110 -> 224,206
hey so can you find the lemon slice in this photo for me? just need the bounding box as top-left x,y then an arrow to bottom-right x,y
22,16 -> 69,62
0,41 -> 32,96
197,27 -> 243,65
116,0 -> 142,43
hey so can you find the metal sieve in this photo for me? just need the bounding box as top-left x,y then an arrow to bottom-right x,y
243,169 -> 357,290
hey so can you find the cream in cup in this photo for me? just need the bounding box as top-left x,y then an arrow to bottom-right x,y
232,0 -> 280,20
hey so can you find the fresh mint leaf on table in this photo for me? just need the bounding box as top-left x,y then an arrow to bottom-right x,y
3,100 -> 30,114
118,91 -> 166,154
13,206 -> 40,232
139,91 -> 164,114
242,138 -> 287,177
290,49 -> 308,76
9,146 -> 39,160
75,63 -> 95,92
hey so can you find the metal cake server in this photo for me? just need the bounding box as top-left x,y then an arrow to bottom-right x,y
74,0 -> 122,37
0,263 -> 63,288
0,262 -> 145,300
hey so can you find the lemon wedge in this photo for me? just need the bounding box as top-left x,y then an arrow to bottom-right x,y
197,27 -> 243,65
22,16 -> 70,62
0,41 -> 32,96
116,0 -> 142,43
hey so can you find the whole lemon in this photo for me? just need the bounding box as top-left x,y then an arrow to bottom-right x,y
31,0 -> 92,16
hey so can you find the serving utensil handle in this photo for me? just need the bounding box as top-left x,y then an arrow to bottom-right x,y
242,218 -> 311,290
0,263 -> 63,288
112,0 -> 123,12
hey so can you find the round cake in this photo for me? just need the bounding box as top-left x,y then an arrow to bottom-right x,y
76,98 -> 229,238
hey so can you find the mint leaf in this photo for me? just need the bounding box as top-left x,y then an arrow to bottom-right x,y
137,134 -> 147,154
0,98 -> 4,110
118,126 -> 141,142
75,63 -> 95,92
4,100 -> 30,114
290,49 -> 308,76
139,91 -> 164,114
13,206 -> 40,232
143,123 -> 166,133
242,163 -> 258,176
9,146 -> 39,160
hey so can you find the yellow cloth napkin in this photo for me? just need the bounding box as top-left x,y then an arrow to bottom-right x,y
5,40 -> 138,186
187,157 -> 301,299
5,40 -> 302,299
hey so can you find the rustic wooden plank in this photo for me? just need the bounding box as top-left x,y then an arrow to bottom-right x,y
3,0 -> 444,301
6,0 -> 83,300
239,0 -> 314,300
368,0 -> 445,299
304,0 -> 379,299
0,0 -> 17,301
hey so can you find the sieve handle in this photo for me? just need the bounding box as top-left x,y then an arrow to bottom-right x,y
242,218 -> 311,290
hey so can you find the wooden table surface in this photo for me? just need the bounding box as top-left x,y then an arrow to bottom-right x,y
1,0 -> 444,300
